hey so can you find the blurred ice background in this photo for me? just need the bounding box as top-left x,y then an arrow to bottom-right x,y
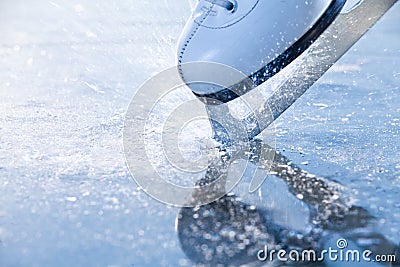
0,1 -> 399,266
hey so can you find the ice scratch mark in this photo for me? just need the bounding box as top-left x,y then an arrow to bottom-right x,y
313,103 -> 329,109
82,81 -> 105,94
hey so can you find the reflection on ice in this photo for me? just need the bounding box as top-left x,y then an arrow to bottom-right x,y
176,140 -> 400,266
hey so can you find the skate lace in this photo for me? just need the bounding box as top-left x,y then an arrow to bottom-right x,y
203,0 -> 236,11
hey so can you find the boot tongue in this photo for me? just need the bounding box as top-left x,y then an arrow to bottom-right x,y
192,1 -> 227,28
193,0 -> 260,29
192,1 -> 219,19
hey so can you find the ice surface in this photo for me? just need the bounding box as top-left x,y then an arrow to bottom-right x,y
0,1 -> 399,266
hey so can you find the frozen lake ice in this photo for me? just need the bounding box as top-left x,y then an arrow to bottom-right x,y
0,1 -> 399,266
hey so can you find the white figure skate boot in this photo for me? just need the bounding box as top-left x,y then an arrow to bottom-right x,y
177,0 -> 346,102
